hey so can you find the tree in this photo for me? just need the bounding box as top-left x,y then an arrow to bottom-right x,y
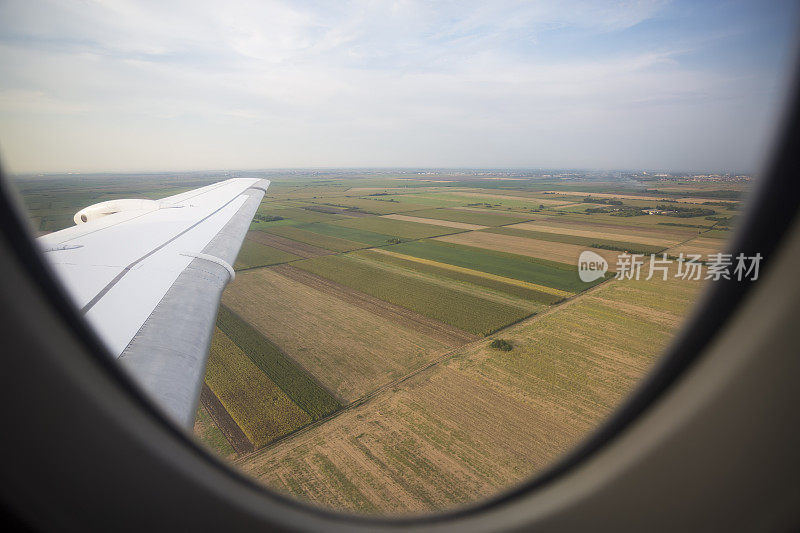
490,339 -> 513,351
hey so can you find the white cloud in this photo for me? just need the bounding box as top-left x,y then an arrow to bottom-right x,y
0,0 -> 792,172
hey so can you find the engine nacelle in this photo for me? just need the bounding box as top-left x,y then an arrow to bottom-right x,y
74,199 -> 160,225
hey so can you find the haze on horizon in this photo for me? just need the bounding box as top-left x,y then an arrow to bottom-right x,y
0,0 -> 797,175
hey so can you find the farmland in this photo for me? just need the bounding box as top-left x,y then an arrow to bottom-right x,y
483,226 -> 665,255
290,222 -> 403,247
234,236 -> 301,270
203,326 -> 312,448
213,173 -> 742,514
216,305 -> 341,419
10,169 -> 745,516
361,248 -> 564,305
385,239 -> 595,293
294,254 -> 531,335
394,207 -> 535,226
331,215 -> 466,239
234,261 -> 705,514
304,195 -> 430,214
381,213 -> 488,230
435,231 -> 625,270
260,225 -> 365,252
221,268 -> 460,401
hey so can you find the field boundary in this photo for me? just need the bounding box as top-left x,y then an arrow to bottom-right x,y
247,231 -> 334,258
233,273 -> 618,466
200,384 -> 254,454
271,263 -> 478,346
217,305 -> 343,418
370,248 -> 572,297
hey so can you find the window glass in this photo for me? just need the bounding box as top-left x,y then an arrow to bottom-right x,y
2,0 -> 797,516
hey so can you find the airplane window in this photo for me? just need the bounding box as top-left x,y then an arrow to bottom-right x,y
1,0 -> 797,518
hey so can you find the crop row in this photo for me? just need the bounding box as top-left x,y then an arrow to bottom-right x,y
306,196 -> 427,214
294,255 -> 531,336
234,239 -> 301,270
203,327 -> 312,447
216,305 -> 342,419
293,222 -> 403,247
385,239 -> 596,293
331,215 -> 465,239
262,225 -> 365,252
358,249 -> 564,305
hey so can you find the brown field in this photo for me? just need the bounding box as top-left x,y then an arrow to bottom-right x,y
235,263 -> 705,514
666,236 -> 726,257
506,221 -> 683,247
247,230 -> 333,258
435,231 -> 622,270
222,268 -> 457,402
381,213 -> 487,230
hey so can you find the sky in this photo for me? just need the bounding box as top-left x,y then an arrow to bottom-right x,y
0,0 -> 797,174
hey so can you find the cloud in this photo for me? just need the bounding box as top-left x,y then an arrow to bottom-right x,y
0,0 -> 794,173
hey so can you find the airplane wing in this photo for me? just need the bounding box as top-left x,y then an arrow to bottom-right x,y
37,178 -> 270,427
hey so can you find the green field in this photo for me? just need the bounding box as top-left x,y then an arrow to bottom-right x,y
307,196 -> 429,214
331,216 -> 465,239
373,193 -> 469,207
204,327 -> 312,447
216,306 -> 342,419
294,254 -> 532,336
193,404 -> 236,458
234,239 -> 301,270
292,222 -> 405,247
402,207 -> 534,226
261,206 -> 348,224
356,249 -> 563,305
386,239 -> 598,293
261,225 -> 366,252
16,175 -> 216,233
409,192 -> 554,210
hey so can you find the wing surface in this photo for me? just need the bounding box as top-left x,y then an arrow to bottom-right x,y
38,178 -> 270,426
